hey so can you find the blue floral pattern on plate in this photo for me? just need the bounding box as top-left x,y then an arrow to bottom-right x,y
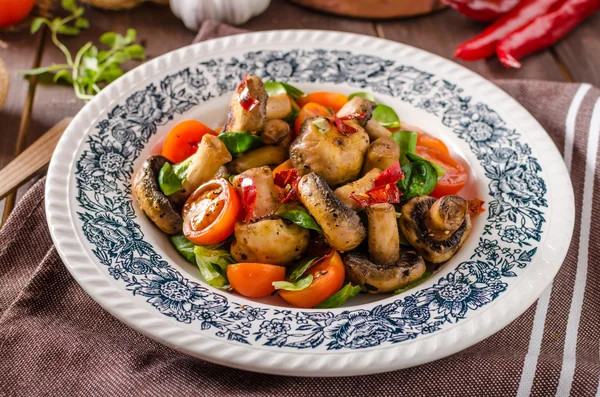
74,49 -> 546,349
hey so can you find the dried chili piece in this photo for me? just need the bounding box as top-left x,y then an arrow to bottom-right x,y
350,183 -> 402,208
237,75 -> 259,112
467,198 -> 486,215
373,161 -> 404,187
332,112 -> 366,136
239,176 -> 257,223
273,168 -> 300,204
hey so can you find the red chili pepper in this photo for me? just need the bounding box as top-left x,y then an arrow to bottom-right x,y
443,0 -> 521,22
332,112 -> 366,136
467,198 -> 486,214
453,0 -> 565,61
237,75 -> 259,112
350,183 -> 402,207
239,176 -> 257,223
374,161 -> 404,187
273,168 -> 300,204
497,0 -> 600,68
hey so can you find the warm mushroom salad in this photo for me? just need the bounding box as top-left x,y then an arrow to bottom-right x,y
133,75 -> 484,309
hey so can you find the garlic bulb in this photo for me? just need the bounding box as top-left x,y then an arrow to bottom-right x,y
170,0 -> 271,30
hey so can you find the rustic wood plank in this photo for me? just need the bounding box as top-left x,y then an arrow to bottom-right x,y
243,0 -> 375,34
378,9 -> 566,82
553,12 -> 600,86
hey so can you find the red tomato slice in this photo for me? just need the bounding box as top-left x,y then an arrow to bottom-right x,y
162,120 -> 216,163
294,102 -> 331,136
297,92 -> 348,113
415,146 -> 468,197
227,263 -> 286,298
417,132 -> 450,155
182,179 -> 240,245
279,251 -> 345,308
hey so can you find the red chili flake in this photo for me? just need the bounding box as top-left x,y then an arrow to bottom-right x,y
237,75 -> 259,112
350,183 -> 402,208
273,168 -> 300,205
331,111 -> 366,136
239,176 -> 257,223
374,161 -> 404,187
467,198 -> 485,215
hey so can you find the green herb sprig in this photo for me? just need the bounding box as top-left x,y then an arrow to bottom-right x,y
21,0 -> 146,101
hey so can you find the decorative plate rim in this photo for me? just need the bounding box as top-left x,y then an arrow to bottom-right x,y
45,30 -> 574,376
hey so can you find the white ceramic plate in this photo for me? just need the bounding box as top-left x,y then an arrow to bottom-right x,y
46,30 -> 574,376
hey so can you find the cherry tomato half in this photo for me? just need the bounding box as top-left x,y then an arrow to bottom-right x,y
183,178 -> 240,245
417,132 -> 450,155
227,263 -> 286,298
162,120 -> 216,163
279,251 -> 345,308
415,146 -> 468,197
294,102 -> 331,136
0,0 -> 35,27
297,92 -> 348,113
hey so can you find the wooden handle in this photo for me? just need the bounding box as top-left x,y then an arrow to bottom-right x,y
0,118 -> 72,200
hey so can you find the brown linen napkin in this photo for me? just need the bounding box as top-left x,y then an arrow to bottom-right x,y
1,21 -> 599,396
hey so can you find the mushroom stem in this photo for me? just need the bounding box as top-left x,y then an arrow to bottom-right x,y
425,196 -> 468,240
367,203 -> 400,266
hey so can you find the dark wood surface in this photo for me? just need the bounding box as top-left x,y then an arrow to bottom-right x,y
0,0 -> 599,223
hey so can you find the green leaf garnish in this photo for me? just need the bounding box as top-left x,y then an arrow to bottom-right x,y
405,152 -> 446,177
391,130 -> 418,166
272,274 -> 314,291
394,271 -> 432,294
288,256 -> 320,282
373,104 -> 401,128
169,234 -> 197,264
398,161 -> 438,201
264,81 -> 304,100
348,92 -> 376,102
275,204 -> 322,233
158,158 -> 191,196
315,283 -> 361,308
194,244 -> 235,289
218,132 -> 263,156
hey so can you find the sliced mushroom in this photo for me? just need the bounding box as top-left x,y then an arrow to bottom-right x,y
297,172 -> 366,252
230,218 -> 310,266
228,145 -> 288,174
400,196 -> 472,263
132,155 -> 183,235
333,168 -> 382,211
261,119 -> 291,145
366,203 -> 400,266
344,251 -> 426,294
365,119 -> 391,141
337,96 -> 377,128
224,75 -> 267,134
181,134 -> 232,197
362,136 -> 400,175
232,166 -> 280,219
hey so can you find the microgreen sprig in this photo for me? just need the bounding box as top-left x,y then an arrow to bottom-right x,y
21,0 -> 146,102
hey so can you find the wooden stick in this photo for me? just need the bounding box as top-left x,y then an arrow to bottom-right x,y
0,117 -> 72,201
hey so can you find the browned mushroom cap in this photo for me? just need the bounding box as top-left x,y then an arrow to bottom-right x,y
399,196 -> 472,263
132,155 -> 183,235
337,96 -> 377,127
343,250 -> 426,294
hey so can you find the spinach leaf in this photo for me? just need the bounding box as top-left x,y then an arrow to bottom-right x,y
170,234 -> 196,264
391,130 -> 418,166
348,92 -> 376,102
394,271 -> 433,294
275,204 -> 322,233
399,160 -> 438,200
272,274 -> 314,291
194,244 -> 235,289
288,256 -> 320,282
264,81 -> 304,100
405,152 -> 446,177
158,158 -> 191,196
315,283 -> 361,308
218,132 -> 262,156
373,104 -> 401,128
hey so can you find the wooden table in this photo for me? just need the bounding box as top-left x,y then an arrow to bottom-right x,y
1,0 -> 599,224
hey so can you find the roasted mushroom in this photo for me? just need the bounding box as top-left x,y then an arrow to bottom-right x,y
232,166 -> 280,220
289,116 -> 370,186
228,145 -> 288,174
224,75 -> 268,134
132,155 -> 183,235
181,134 -> 232,197
333,168 -> 382,211
230,218 -> 310,266
337,96 -> 377,128
399,196 -> 472,263
361,136 -> 400,175
343,203 -> 426,294
365,119 -> 392,141
297,172 -> 366,252
261,119 -> 292,146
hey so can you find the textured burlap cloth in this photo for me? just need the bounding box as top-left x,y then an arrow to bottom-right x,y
1,21 -> 598,396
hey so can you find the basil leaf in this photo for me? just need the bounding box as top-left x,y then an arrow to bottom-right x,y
399,161 -> 438,201
264,81 -> 304,100
391,130 -> 418,166
218,132 -> 263,156
348,92 -> 376,102
275,204 -> 322,233
315,283 -> 361,308
288,256 -> 320,282
158,158 -> 190,196
373,104 -> 401,128
272,274 -> 313,291
170,234 -> 197,264
405,152 -> 446,177
194,245 -> 235,289
394,271 -> 432,294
